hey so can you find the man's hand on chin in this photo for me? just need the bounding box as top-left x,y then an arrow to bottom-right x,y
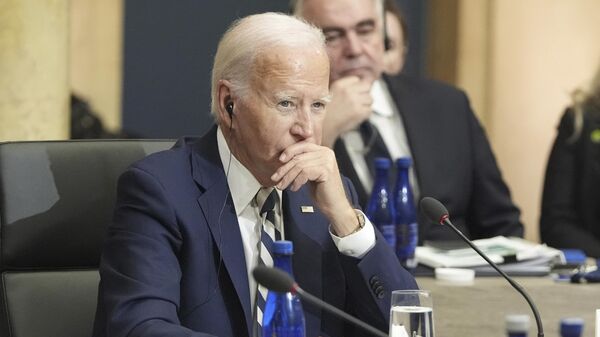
271,141 -> 359,236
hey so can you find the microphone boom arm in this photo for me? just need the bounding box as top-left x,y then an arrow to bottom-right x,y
294,286 -> 388,337
442,218 -> 544,337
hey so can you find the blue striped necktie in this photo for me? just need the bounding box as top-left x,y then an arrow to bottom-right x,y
254,187 -> 281,335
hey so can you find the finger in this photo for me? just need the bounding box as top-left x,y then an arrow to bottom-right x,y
278,141 -> 320,163
273,150 -> 323,187
274,156 -> 303,189
274,150 -> 332,189
290,173 -> 309,192
331,76 -> 361,89
279,159 -> 322,191
354,80 -> 373,92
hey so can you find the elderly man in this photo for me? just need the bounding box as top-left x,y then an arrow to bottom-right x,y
92,12 -> 416,337
294,0 -> 524,242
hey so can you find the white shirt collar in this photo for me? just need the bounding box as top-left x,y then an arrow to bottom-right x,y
217,127 -> 262,216
370,79 -> 394,117
216,127 -> 283,216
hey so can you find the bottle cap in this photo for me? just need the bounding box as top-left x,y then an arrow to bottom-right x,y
273,240 -> 293,254
560,317 -> 584,337
396,157 -> 412,168
434,268 -> 475,284
374,157 -> 391,169
505,314 -> 530,333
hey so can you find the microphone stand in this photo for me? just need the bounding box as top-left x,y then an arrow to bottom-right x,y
442,218 -> 544,337
293,286 -> 388,337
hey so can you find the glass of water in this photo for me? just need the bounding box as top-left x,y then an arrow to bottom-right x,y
389,289 -> 434,337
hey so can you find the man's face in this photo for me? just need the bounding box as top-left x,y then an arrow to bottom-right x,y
229,47 -> 330,186
383,11 -> 406,75
301,0 -> 385,84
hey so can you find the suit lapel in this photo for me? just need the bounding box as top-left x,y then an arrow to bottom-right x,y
282,189 -> 326,337
334,139 -> 369,208
384,74 -> 427,186
191,127 -> 252,336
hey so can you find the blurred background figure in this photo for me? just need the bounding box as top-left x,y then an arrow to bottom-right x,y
71,94 -> 132,139
294,0 -> 524,242
382,0 -> 408,76
540,62 -> 600,258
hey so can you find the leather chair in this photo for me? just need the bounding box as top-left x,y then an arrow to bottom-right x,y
0,140 -> 174,337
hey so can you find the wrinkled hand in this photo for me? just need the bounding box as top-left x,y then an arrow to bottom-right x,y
271,141 -> 358,236
322,76 -> 373,148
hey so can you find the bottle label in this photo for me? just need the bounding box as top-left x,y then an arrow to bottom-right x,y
396,222 -> 418,265
379,224 -> 397,248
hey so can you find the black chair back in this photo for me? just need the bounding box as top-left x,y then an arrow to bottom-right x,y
0,140 -> 174,337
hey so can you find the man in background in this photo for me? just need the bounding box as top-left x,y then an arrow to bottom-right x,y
293,0 -> 524,242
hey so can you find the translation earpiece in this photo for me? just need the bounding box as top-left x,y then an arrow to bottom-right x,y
226,102 -> 234,117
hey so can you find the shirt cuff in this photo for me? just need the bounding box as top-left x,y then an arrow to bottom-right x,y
329,210 -> 376,259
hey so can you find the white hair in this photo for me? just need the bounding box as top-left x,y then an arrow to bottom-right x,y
210,12 -> 326,121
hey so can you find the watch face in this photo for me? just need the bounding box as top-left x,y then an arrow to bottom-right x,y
356,211 -> 365,228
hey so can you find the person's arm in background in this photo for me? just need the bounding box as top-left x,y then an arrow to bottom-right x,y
540,109 -> 600,257
462,91 -> 524,239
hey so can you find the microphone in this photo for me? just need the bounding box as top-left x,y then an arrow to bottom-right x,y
419,197 -> 544,337
253,265 -> 388,337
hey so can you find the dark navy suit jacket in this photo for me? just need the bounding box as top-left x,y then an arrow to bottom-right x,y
334,74 -> 524,242
93,127 -> 417,337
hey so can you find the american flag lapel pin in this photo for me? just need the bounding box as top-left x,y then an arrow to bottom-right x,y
300,206 -> 314,213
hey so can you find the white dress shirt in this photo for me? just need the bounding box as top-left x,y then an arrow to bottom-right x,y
216,128 -> 375,307
342,79 -> 420,199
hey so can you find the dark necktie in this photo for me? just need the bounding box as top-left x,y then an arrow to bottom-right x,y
253,187 -> 281,335
359,120 -> 392,177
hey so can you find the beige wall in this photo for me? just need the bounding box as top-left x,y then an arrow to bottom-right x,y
0,0 -> 69,140
70,0 -> 123,131
456,0 -> 600,241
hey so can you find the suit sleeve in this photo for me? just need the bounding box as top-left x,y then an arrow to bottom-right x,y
337,177 -> 418,335
95,166 -> 217,337
463,93 -> 524,239
540,109 -> 600,256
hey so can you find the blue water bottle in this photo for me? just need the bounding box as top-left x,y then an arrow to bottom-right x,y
560,318 -> 584,337
394,157 -> 418,269
262,241 -> 305,337
366,158 -> 396,250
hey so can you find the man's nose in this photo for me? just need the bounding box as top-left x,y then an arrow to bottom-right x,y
343,31 -> 364,57
291,109 -> 314,140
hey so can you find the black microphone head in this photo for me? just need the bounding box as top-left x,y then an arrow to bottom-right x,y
420,197 -> 449,225
252,265 -> 294,293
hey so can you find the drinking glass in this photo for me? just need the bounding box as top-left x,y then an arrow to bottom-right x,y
389,290 -> 434,337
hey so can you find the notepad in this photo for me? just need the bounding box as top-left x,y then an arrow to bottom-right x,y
415,236 -> 564,271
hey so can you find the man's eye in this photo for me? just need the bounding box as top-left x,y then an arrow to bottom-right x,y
324,33 -> 342,43
279,101 -> 293,108
312,102 -> 325,109
356,26 -> 375,36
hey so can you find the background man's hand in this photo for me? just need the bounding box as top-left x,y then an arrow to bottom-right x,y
322,76 -> 374,148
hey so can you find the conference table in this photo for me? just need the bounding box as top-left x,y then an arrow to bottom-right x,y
416,276 -> 599,337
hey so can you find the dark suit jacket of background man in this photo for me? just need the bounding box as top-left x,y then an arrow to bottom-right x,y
93,127 -> 418,337
334,74 -> 524,242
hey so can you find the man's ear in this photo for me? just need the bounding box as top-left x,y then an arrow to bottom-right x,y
217,80 -> 234,129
